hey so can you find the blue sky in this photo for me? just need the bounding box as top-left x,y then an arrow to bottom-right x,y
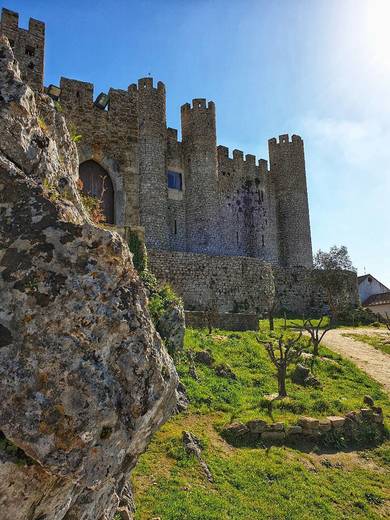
4,0 -> 390,285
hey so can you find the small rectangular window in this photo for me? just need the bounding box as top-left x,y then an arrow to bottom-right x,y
25,45 -> 35,57
167,171 -> 182,190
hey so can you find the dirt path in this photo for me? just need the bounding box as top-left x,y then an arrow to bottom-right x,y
324,328 -> 390,394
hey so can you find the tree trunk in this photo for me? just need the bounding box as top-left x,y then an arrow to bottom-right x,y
313,340 -> 319,357
268,311 -> 274,331
278,367 -> 287,397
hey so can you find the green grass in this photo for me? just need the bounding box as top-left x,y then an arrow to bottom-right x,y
342,332 -> 390,356
132,328 -> 390,519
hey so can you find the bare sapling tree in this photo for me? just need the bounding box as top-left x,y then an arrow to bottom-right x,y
257,331 -> 305,398
302,316 -> 333,357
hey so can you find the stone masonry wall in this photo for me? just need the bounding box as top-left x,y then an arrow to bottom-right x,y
59,78 -> 139,228
0,8 -> 45,92
149,250 -> 359,315
269,135 -> 313,268
217,146 -> 279,262
1,7 -> 315,269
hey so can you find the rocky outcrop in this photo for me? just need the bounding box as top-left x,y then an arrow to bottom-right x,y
156,302 -> 185,355
0,36 -> 178,520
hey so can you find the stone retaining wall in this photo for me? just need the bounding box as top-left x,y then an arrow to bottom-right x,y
222,406 -> 385,448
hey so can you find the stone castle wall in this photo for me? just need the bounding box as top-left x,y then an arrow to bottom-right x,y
148,250 -> 359,315
0,7 -> 314,269
0,7 -> 358,319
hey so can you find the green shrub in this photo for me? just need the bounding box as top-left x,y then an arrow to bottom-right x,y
147,282 -> 181,325
128,230 -> 147,272
336,306 -> 379,326
320,429 -> 346,450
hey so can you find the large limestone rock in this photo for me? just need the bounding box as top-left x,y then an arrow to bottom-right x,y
157,302 -> 185,355
0,36 -> 178,519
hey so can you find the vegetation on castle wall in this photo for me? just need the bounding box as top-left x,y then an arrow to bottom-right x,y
128,231 -> 148,273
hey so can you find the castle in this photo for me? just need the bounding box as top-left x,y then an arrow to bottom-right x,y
0,8 -> 358,324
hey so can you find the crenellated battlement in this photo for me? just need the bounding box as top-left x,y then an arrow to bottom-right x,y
217,145 -> 268,180
268,133 -> 303,148
0,7 -> 45,91
128,77 -> 166,94
60,77 -> 94,106
181,99 -> 215,113
0,8 -> 44,36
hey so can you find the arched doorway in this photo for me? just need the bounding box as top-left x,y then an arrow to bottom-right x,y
79,160 -> 115,224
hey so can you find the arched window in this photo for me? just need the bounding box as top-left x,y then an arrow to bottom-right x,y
79,160 -> 115,224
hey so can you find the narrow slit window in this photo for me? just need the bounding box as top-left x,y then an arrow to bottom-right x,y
174,219 -> 177,235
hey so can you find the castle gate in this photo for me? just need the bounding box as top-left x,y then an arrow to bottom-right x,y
79,160 -> 115,224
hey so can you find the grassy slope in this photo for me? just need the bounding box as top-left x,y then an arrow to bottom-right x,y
132,326 -> 390,519
342,332 -> 390,356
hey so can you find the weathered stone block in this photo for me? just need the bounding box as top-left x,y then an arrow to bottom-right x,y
286,425 -> 303,436
360,408 -> 374,418
327,416 -> 345,429
270,422 -> 285,432
298,417 -> 319,429
319,419 -> 332,433
261,431 -> 286,441
246,420 -> 267,434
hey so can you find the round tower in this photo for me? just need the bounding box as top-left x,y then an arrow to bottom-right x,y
268,134 -> 313,268
135,77 -> 169,249
181,99 -> 220,254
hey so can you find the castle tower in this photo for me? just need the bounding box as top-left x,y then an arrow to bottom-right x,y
268,134 -> 313,267
181,99 -> 220,254
135,78 -> 169,249
0,8 -> 45,91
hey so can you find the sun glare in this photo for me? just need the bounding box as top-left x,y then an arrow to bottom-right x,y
360,0 -> 390,69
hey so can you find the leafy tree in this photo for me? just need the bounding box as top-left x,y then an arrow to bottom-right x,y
313,245 -> 356,321
257,331 -> 306,398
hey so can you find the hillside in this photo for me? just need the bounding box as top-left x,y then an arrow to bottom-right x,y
132,326 -> 390,519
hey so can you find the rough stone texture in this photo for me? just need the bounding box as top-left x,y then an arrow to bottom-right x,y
185,311 -> 259,331
193,350 -> 214,366
149,250 -> 359,316
327,416 -> 346,429
0,8 -> 44,92
182,431 -> 213,483
292,363 -> 321,388
0,37 -> 178,520
247,420 -> 268,434
156,302 -> 185,355
261,431 -> 286,441
222,404 -> 385,448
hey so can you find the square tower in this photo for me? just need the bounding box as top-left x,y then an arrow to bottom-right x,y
0,8 -> 45,91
